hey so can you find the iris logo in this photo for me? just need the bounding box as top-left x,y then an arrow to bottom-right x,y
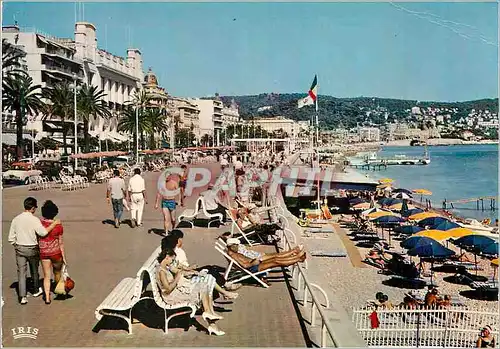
11,326 -> 39,340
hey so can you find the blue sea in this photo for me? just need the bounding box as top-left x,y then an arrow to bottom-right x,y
356,144 -> 499,221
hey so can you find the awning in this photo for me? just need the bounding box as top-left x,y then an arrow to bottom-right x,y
2,133 -> 34,146
44,122 -> 59,129
42,71 -> 63,81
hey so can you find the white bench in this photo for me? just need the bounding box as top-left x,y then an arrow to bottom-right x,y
199,197 -> 223,228
178,197 -> 202,228
94,246 -> 199,334
94,277 -> 139,333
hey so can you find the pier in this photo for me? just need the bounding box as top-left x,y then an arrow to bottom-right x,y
350,163 -> 388,171
442,196 -> 497,211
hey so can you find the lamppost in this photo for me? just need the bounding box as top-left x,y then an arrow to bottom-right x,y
135,105 -> 139,162
69,77 -> 82,175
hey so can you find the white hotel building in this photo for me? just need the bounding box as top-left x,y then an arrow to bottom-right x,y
2,22 -> 144,151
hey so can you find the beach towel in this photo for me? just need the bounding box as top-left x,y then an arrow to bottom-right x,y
311,251 -> 347,257
304,227 -> 335,233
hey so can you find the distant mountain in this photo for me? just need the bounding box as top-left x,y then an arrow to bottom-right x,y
216,93 -> 498,129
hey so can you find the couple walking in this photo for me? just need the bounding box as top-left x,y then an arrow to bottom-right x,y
8,197 -> 67,305
106,168 -> 147,228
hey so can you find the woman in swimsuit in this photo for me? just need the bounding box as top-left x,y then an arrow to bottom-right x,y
155,173 -> 180,234
179,165 -> 188,207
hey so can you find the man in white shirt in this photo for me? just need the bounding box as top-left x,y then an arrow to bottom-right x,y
127,168 -> 147,227
200,185 -> 228,223
107,170 -> 126,228
8,197 -> 60,304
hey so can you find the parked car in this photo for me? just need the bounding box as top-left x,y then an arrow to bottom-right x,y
35,160 -> 64,178
2,162 -> 42,185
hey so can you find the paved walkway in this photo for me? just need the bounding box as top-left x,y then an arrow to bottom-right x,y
2,165 -> 306,347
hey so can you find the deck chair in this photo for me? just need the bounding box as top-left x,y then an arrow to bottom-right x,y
226,209 -> 265,246
214,241 -> 271,288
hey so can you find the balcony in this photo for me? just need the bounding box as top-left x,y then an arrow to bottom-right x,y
42,64 -> 84,80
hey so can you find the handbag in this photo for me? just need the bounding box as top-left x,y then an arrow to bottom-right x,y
54,264 -> 75,295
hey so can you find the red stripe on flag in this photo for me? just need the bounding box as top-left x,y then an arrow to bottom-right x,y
308,90 -> 317,101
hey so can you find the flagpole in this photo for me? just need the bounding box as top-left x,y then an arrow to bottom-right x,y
315,87 -> 319,147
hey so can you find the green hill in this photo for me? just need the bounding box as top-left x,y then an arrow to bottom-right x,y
216,94 -> 498,129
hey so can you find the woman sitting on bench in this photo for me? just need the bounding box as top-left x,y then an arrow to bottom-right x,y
226,239 -> 306,281
157,248 -> 237,336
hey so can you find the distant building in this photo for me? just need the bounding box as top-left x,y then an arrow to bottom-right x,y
190,98 -> 224,145
358,127 -> 380,142
252,116 -> 309,138
222,99 -> 240,127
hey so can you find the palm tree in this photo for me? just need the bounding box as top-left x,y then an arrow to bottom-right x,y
144,108 -> 169,149
2,39 -> 26,78
42,83 -> 74,155
126,90 -> 153,152
118,106 -> 150,150
2,73 -> 43,160
77,84 -> 111,153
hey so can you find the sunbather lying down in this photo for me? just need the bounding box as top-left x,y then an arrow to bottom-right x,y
365,250 -> 392,269
220,233 -> 303,262
226,239 -> 306,277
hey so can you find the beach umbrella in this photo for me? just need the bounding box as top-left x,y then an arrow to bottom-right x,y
352,202 -> 371,210
392,192 -> 413,199
379,178 -> 394,184
412,189 -> 433,195
400,225 -> 425,235
431,220 -> 461,231
491,259 -> 498,267
415,229 -> 451,241
401,236 -> 438,250
453,235 -> 496,275
453,235 -> 495,249
361,207 -> 390,216
407,241 -> 455,285
402,208 -> 425,217
378,198 -> 394,206
389,202 -> 415,211
479,242 -> 499,257
349,197 -> 367,206
418,216 -> 450,228
368,211 -> 398,220
376,183 -> 392,189
373,215 -> 405,224
444,227 -> 475,238
409,212 -> 442,221
393,188 -> 413,195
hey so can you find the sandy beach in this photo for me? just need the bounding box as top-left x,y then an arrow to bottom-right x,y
297,214 -> 498,317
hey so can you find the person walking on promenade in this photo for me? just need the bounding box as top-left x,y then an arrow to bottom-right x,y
128,168 -> 147,228
155,172 -> 180,234
107,169 -> 126,228
179,165 -> 188,207
8,197 -> 60,304
39,200 -> 66,304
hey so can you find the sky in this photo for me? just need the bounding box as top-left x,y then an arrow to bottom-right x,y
3,2 -> 498,102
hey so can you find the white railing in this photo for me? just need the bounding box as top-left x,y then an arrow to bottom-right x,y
270,193 -> 340,348
352,305 -> 499,348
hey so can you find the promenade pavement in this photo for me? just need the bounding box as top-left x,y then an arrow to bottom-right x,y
2,164 -> 307,347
